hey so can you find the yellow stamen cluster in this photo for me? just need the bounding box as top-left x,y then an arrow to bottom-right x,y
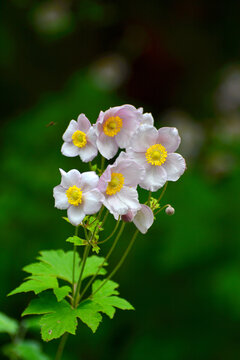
66,186 -> 83,206
103,116 -> 123,137
72,130 -> 87,148
145,144 -> 167,166
106,173 -> 125,195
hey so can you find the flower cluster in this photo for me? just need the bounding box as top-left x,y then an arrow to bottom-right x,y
54,104 -> 186,233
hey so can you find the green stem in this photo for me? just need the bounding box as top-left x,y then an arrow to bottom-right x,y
78,222 -> 125,303
154,204 -> 170,216
147,191 -> 152,205
91,228 -> 139,297
157,182 -> 168,204
55,333 -> 69,360
72,227 -> 79,300
73,245 -> 90,307
100,156 -> 105,173
98,218 -> 120,244
89,161 -> 92,170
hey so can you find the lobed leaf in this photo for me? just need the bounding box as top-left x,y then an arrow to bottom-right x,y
8,275 -> 58,296
76,300 -> 102,333
53,286 -> 71,302
66,236 -> 88,246
3,340 -> 50,360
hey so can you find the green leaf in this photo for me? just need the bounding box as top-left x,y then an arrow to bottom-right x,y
8,275 -> 58,295
23,293 -> 78,341
66,236 -> 88,246
85,216 -> 103,233
54,286 -> 71,302
91,280 -> 134,319
62,216 -> 71,223
3,340 -> 50,360
76,300 -> 102,333
0,312 -> 19,335
9,250 -> 107,298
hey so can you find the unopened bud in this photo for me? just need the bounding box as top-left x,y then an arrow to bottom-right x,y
165,205 -> 175,216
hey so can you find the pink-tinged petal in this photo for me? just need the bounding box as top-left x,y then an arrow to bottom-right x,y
96,110 -> 105,127
77,114 -> 91,132
141,113 -> 154,126
81,171 -> 99,192
163,153 -> 186,181
60,169 -> 82,189
129,125 -> 158,152
117,186 -> 141,213
114,152 -> 145,187
67,205 -> 85,226
157,127 -> 181,153
127,149 -> 147,167
96,132 -> 118,159
133,205 -> 154,234
115,127 -> 132,148
86,126 -> 97,145
79,143 -> 98,162
61,142 -> 79,157
105,194 -> 128,218
122,210 -> 136,222
53,185 -> 69,210
82,189 -> 103,214
139,164 -> 167,192
98,166 -> 112,193
62,120 -> 78,142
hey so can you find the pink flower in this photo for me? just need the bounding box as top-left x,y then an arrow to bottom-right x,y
61,114 -> 98,162
127,125 -> 186,191
53,169 -> 103,226
98,152 -> 145,219
96,105 -> 142,159
122,204 -> 154,234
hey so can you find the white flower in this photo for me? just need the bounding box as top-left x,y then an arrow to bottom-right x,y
96,105 -> 143,159
61,114 -> 98,162
53,169 -> 103,226
98,152 -> 145,219
127,125 -> 186,191
122,204 -> 154,234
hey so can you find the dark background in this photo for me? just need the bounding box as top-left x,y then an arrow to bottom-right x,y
1,0 -> 240,359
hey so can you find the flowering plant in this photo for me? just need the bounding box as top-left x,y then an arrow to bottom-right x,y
9,104 -> 186,359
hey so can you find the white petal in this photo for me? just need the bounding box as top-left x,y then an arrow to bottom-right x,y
128,125 -> 158,152
98,166 -> 112,193
83,190 -> 103,215
114,153 -> 145,187
163,153 -> 186,181
61,142 -> 79,157
53,185 -> 69,209
141,113 -> 154,126
67,205 -> 85,226
127,149 -> 147,167
96,132 -> 118,159
86,126 -> 97,146
115,127 -> 132,148
139,165 -> 167,192
157,127 -> 181,153
77,114 -> 91,132
60,169 -> 82,189
62,120 -> 78,142
133,205 -> 154,234
105,194 -> 128,218
80,172 -> 99,192
79,143 -> 98,162
117,186 -> 141,212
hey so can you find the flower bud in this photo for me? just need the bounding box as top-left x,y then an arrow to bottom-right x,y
165,205 -> 175,216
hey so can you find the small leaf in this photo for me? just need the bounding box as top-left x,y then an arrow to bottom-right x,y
66,236 -> 88,246
8,275 -> 58,296
85,216 -> 103,233
54,286 -> 71,302
3,340 -> 50,360
76,300 -> 102,333
0,312 -> 19,335
62,216 -> 71,223
82,256 -> 107,280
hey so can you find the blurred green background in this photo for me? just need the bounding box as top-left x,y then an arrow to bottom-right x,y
1,0 -> 240,359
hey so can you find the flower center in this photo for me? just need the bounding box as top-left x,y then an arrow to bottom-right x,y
72,130 -> 87,148
106,173 -> 125,195
66,185 -> 83,206
145,144 -> 168,166
103,116 -> 123,137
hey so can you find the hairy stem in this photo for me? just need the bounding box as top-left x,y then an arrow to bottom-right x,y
98,218 -> 120,244
78,222 -> 125,303
154,204 -> 170,216
157,182 -> 168,204
72,226 -> 79,300
91,228 -> 139,297
73,244 -> 90,307
55,333 -> 69,360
